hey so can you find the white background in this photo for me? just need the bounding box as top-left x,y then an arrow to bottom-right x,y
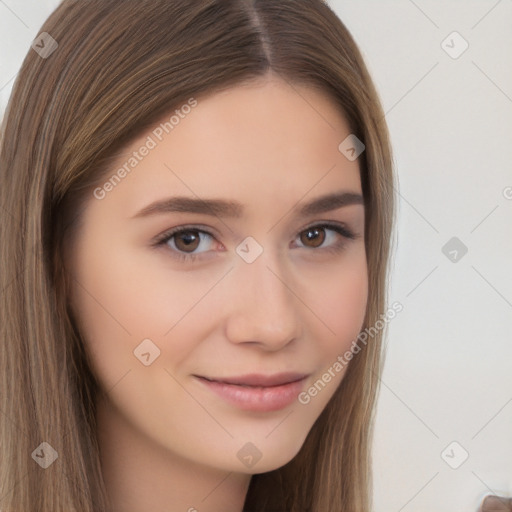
1,1 -> 511,511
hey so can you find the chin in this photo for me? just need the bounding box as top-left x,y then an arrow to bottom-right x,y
232,431 -> 308,475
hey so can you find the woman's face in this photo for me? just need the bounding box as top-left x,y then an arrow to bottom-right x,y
66,75 -> 367,475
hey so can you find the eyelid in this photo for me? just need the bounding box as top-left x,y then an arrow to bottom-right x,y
151,223 -> 219,247
296,220 -> 358,240
152,220 -> 359,262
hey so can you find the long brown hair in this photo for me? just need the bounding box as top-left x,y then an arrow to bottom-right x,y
0,1 -> 396,510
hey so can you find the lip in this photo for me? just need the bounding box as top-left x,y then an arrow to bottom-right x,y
194,372 -> 309,412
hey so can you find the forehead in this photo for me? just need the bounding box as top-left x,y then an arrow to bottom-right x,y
94,77 -> 362,218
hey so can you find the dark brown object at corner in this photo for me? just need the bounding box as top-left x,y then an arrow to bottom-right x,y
482,495 -> 512,512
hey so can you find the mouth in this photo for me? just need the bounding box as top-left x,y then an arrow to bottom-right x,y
193,372 -> 309,412
197,372 -> 308,387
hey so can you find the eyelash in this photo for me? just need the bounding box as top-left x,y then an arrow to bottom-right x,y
152,222 -> 358,263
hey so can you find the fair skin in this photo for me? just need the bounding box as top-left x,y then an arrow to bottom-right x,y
65,74 -> 368,512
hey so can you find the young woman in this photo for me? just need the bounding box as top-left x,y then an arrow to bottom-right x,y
0,1 -> 397,510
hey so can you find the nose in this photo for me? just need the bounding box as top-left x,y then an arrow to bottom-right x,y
223,247 -> 302,351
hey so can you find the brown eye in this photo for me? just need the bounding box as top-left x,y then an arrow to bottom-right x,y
155,225 -> 217,261
300,226 -> 326,248
173,230 -> 201,252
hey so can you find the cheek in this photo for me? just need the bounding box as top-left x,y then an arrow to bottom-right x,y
68,238 -> 220,386
329,264 -> 368,346
303,250 -> 368,357
68,257 -> 136,389
67,238 -> 153,383
292,254 -> 368,412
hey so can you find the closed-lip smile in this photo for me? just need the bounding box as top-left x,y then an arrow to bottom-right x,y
194,372 -> 309,412
196,372 -> 309,387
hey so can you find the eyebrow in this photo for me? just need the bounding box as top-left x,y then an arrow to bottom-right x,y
131,190 -> 364,219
